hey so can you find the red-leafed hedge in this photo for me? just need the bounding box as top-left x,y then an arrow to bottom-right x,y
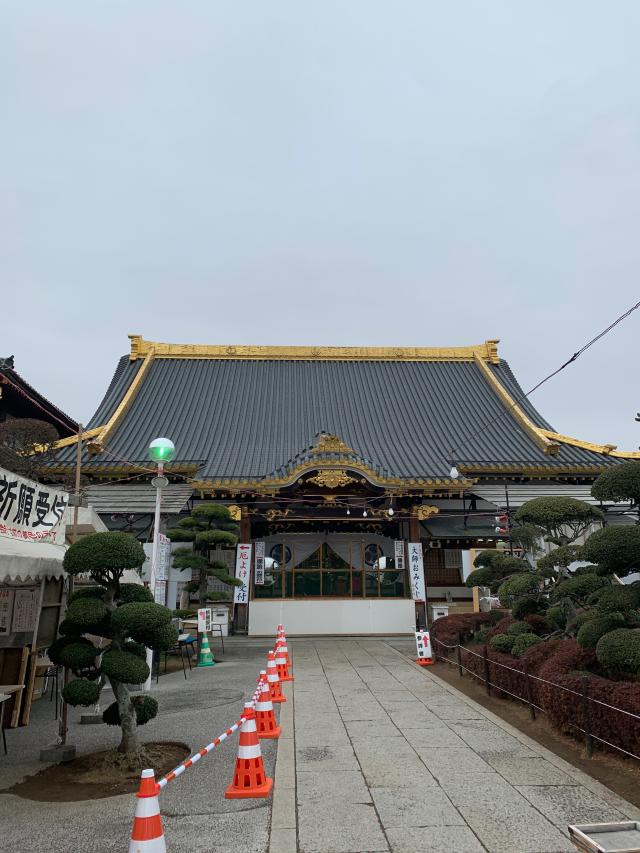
431,613 -> 640,759
430,612 -> 492,646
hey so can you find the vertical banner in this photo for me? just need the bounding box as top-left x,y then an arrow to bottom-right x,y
394,540 -> 405,571
234,542 -> 252,604
254,541 -> 265,585
407,542 -> 426,602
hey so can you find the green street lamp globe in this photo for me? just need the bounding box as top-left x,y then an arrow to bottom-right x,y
148,437 -> 176,465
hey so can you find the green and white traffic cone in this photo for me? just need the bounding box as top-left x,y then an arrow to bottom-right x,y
197,633 -> 215,667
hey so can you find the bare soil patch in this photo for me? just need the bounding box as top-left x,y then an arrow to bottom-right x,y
6,741 -> 190,802
431,659 -> 640,809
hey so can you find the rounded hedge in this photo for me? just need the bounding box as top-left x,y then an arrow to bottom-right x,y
111,601 -> 172,634
595,628 -> 640,674
512,633 -> 542,657
546,605 -> 565,631
550,574 -> 605,602
516,497 -> 603,528
58,641 -> 99,672
580,526 -> 640,576
131,620 -> 179,652
195,529 -> 237,548
65,596 -> 109,628
506,620 -> 533,637
574,610 -> 597,630
465,567 -> 496,589
498,573 -> 539,607
537,545 -> 583,572
118,584 -> 154,604
67,586 -> 106,604
594,585 -> 640,615
58,618 -> 83,637
123,640 -> 148,660
101,649 -> 150,684
63,677 -> 101,706
490,634 -> 515,654
102,695 -> 158,727
511,597 -> 544,619
64,531 -> 146,576
577,613 -> 626,649
48,636 -> 81,666
591,461 -> 640,505
191,503 -> 233,521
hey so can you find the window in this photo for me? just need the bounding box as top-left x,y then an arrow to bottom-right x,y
253,540 -> 409,600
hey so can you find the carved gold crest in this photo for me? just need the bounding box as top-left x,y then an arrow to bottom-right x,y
413,504 -> 440,520
311,434 -> 353,455
307,470 -> 356,489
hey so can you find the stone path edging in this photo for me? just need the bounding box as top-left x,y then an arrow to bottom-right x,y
269,680 -> 297,853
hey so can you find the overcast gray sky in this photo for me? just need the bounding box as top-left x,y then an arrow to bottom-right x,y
3,2 -> 639,450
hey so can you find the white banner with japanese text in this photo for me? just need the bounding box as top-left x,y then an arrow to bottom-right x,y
0,466 -> 68,543
234,543 -> 252,604
254,541 -> 265,585
407,542 -> 426,602
394,540 -> 405,571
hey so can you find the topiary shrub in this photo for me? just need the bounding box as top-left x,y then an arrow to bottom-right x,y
577,613 -> 627,649
515,497 -> 603,546
546,605 -> 565,631
523,614 -> 549,636
101,649 -> 150,685
550,574 -> 605,603
506,620 -> 533,637
498,573 -> 539,607
592,461 -> 640,505
581,527 -> 640,578
475,627 -> 491,644
512,596 -> 544,619
132,620 -> 179,652
596,628 -> 640,675
63,677 -> 101,706
57,640 -> 100,674
67,586 -> 106,604
61,531 -> 172,754
512,633 -> 542,657
173,609 -> 197,619
103,695 -> 158,727
574,609 -> 597,629
592,585 -> 640,615
490,634 -> 515,654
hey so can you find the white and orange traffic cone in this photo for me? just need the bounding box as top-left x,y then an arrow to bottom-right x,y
255,671 -> 281,739
275,637 -> 293,682
225,704 -> 273,799
128,769 -> 166,853
266,650 -> 286,703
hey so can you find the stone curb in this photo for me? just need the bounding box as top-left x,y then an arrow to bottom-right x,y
269,678 -> 296,853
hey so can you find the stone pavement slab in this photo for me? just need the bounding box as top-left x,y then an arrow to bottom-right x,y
286,637 -> 640,853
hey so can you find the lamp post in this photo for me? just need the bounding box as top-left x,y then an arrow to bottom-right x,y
143,437 -> 175,692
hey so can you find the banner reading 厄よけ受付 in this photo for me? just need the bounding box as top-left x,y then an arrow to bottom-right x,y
0,466 -> 69,543
234,543 -> 252,604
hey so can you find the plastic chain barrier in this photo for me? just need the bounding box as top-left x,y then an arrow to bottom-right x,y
158,678 -> 264,790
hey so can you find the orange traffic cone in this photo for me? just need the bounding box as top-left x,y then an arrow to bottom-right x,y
267,650 -> 286,703
275,638 -> 294,682
129,769 -> 166,853
225,704 -> 273,799
255,670 -> 281,739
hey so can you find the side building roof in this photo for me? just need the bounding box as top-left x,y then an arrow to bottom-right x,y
50,336 -> 638,489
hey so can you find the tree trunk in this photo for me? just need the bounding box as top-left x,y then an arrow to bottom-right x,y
199,568 -> 208,606
111,678 -> 139,753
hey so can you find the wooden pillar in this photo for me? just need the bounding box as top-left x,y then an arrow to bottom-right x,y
409,509 -> 427,631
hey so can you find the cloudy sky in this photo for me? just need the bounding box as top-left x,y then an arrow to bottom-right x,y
3,2 -> 639,449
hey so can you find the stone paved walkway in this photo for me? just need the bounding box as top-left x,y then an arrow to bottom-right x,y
283,638 -> 640,853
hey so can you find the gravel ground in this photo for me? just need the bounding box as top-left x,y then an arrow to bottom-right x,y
0,637 -> 278,853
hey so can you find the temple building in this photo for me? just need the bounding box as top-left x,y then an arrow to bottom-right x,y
49,335 -> 638,636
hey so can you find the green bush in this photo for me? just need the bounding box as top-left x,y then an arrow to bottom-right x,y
47,636 -> 80,666
102,695 -> 158,727
65,596 -> 109,628
511,596 -> 544,619
546,605 -> 565,631
498,573 -> 539,607
117,584 -> 154,604
591,461 -> 640,505
101,649 -> 150,685
596,628 -> 640,675
574,610 -> 597,629
63,677 -> 101,706
173,609 -> 197,619
123,640 -> 148,660
581,526 -> 640,577
111,601 -> 172,634
195,529 -> 237,548
577,613 -> 627,649
490,633 -> 515,654
63,531 -> 146,576
550,574 -> 605,602
512,633 -> 542,657
57,619 -> 83,637
465,567 -> 496,589
506,620 -> 533,637
58,641 -> 99,672
129,620 -> 179,651
475,627 -> 491,644
594,585 -> 640,615
515,497 -> 603,538
537,545 -> 583,572
67,586 -> 106,604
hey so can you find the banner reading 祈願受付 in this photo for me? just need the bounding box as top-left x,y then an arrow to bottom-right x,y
407,542 -> 426,602
234,543 -> 252,604
0,466 -> 68,543
254,541 -> 265,585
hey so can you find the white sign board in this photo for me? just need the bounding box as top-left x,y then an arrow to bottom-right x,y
155,534 -> 171,581
11,588 -> 39,633
0,466 -> 68,543
234,543 -> 252,604
197,607 -> 212,632
153,580 -> 166,605
415,630 -> 433,661
254,541 -> 265,585
394,540 -> 405,571
407,542 -> 426,602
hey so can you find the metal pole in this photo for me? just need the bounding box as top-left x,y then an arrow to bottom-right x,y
59,424 -> 83,745
143,463 -> 164,692
483,644 -> 491,697
505,483 -> 514,555
456,633 -> 463,677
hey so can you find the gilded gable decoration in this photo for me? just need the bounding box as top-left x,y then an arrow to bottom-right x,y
307,470 -> 357,489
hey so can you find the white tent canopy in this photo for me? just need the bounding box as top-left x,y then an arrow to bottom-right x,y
0,536 -> 67,583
